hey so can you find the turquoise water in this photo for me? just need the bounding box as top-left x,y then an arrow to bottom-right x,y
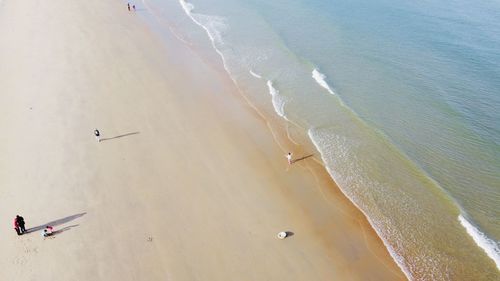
139,0 -> 500,279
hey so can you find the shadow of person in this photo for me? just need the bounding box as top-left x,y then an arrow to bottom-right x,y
100,131 -> 140,142
292,154 -> 314,164
50,224 -> 79,236
26,213 -> 86,234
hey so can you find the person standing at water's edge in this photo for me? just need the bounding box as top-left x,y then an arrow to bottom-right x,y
94,129 -> 101,142
286,152 -> 293,165
127,3 -> 131,11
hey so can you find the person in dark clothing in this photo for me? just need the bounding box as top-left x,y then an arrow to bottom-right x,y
13,217 -> 21,235
127,3 -> 131,11
17,215 -> 26,234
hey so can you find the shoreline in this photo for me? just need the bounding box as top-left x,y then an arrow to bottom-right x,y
153,1 -> 412,277
158,1 -> 500,279
0,0 -> 406,280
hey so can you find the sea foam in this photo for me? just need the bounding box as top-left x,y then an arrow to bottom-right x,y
179,0 -> 194,13
459,215 -> 500,270
249,70 -> 262,79
312,68 -> 335,95
179,0 -> 227,45
266,80 -> 287,119
179,0 -> 231,73
307,127 -> 413,280
312,68 -> 349,108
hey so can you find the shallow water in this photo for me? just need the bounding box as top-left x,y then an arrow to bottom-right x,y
140,0 -> 500,279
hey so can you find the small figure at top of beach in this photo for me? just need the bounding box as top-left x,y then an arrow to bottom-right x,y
42,226 -> 54,238
133,5 -> 136,11
286,152 -> 293,165
94,129 -> 101,142
127,3 -> 131,11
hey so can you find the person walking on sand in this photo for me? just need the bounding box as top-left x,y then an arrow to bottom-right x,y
94,129 -> 101,142
17,215 -> 26,234
127,3 -> 131,11
13,217 -> 21,236
133,5 -> 136,11
286,152 -> 293,165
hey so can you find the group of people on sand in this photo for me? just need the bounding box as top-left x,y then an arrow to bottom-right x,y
13,215 -> 26,235
127,3 -> 136,11
13,215 -> 55,238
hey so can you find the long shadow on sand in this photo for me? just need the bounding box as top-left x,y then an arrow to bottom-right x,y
26,213 -> 86,234
292,154 -> 314,164
100,132 -> 140,142
47,224 -> 80,237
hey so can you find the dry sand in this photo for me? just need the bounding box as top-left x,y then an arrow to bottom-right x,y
0,0 -> 405,280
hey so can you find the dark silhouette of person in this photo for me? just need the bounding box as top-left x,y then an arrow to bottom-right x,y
13,217 -> 21,235
127,3 -> 131,11
17,215 -> 26,234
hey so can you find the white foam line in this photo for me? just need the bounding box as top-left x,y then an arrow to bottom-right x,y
312,68 -> 335,95
178,0 -> 231,74
249,70 -> 262,79
459,215 -> 500,270
266,80 -> 288,119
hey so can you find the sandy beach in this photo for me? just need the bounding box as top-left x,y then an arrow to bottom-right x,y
0,0 -> 405,280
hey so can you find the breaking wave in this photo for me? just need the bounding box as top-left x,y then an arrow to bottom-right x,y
459,215 -> 500,270
312,68 -> 335,95
266,80 -> 287,119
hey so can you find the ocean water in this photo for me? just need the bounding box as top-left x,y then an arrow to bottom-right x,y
138,0 -> 500,279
